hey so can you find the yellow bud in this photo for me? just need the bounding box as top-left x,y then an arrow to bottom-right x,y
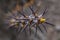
39,18 -> 46,23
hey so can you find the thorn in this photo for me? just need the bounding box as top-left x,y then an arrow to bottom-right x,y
29,7 -> 35,16
45,22 -> 55,26
29,26 -> 31,35
35,25 -> 37,36
18,11 -> 26,17
21,24 -> 28,32
37,25 -> 43,33
41,24 -> 47,32
42,7 -> 47,16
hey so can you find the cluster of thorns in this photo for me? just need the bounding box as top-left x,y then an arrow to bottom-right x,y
5,0 -> 55,35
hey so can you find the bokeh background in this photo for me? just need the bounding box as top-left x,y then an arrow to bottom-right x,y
0,0 -> 60,40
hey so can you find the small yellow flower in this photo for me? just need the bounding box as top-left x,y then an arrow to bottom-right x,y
39,18 -> 46,23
